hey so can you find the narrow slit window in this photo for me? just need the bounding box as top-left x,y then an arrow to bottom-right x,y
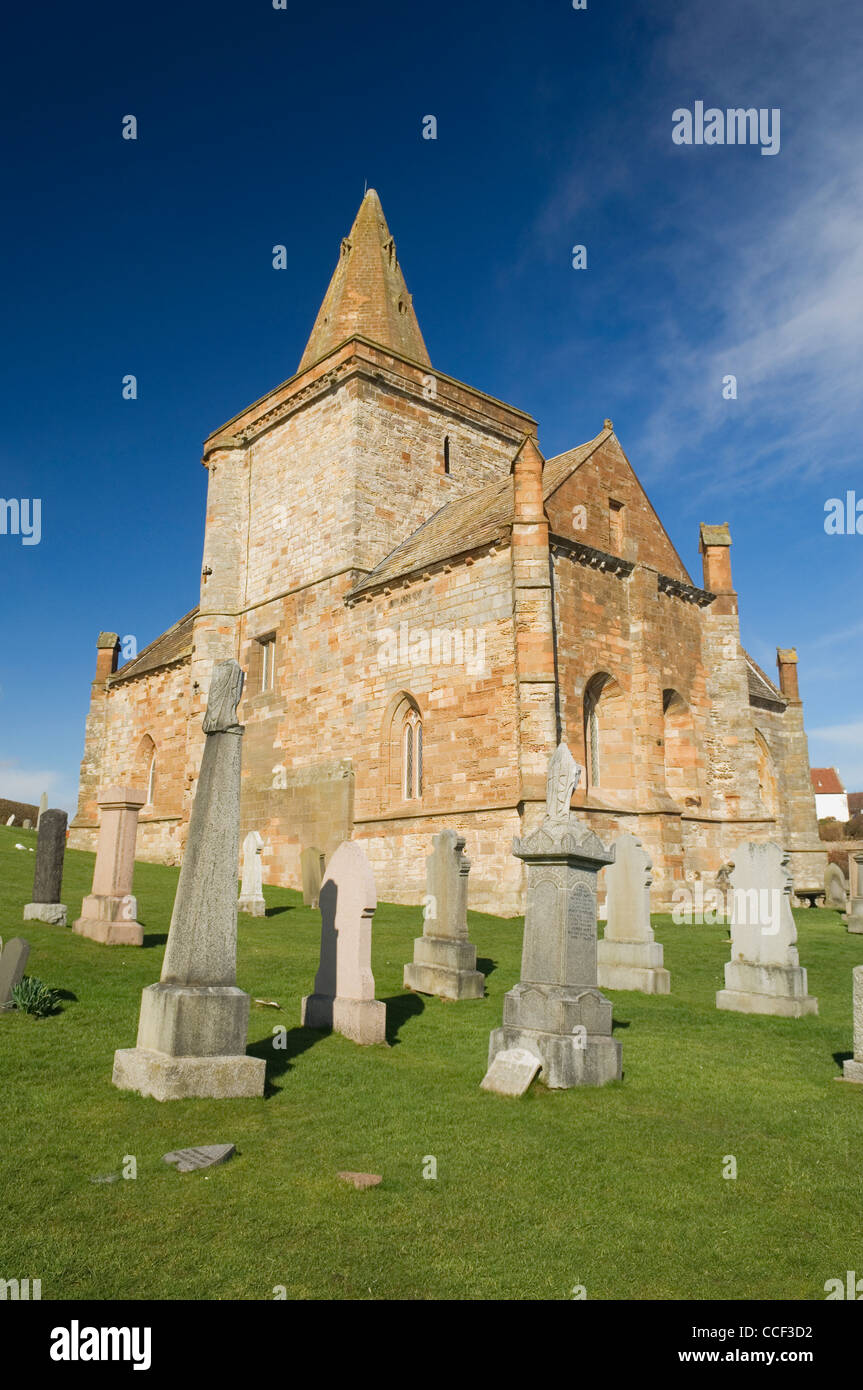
443,436 -> 451,475
259,635 -> 276,693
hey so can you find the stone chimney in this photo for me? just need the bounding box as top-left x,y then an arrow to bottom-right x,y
699,523 -> 736,615
776,648 -> 800,701
95,632 -> 120,682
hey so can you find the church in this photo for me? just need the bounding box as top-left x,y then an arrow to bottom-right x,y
69,190 -> 825,914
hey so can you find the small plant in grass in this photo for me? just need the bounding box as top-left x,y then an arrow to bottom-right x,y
11,975 -> 60,1017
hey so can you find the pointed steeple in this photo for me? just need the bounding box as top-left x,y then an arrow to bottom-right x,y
298,190 -> 431,372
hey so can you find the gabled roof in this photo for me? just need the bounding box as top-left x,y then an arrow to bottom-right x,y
298,190 -> 430,373
109,607 -> 198,684
811,767 -> 845,795
744,653 -> 786,708
348,427 -> 610,598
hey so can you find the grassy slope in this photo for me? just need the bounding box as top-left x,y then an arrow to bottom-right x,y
1,822 -> 861,1301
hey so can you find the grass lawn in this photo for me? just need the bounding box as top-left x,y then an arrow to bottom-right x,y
1,821 -> 862,1301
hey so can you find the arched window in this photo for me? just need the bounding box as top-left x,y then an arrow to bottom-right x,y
755,729 -> 780,819
134,733 -> 156,809
382,691 -> 424,805
582,672 -> 630,795
403,708 -> 423,799
662,689 -> 700,807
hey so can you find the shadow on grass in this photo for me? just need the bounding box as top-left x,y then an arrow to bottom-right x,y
477,957 -> 497,979
142,933 -> 169,949
248,1026 -> 331,1097
264,905 -> 295,918
833,1050 -> 853,1071
383,991 -> 425,1045
612,1017 -> 631,1031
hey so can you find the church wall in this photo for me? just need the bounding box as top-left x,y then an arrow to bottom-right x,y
68,660 -> 190,866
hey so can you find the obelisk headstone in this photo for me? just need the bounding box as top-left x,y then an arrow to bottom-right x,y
36,792 -> 48,830
113,660 -> 266,1100
301,840 -> 386,1044
847,852 -> 863,935
238,830 -> 266,917
483,744 -> 621,1090
73,787 -> 146,944
716,842 -> 817,1017
597,833 -> 669,993
824,863 -> 848,913
24,809 -> 69,926
842,966 -> 863,1082
301,847 -> 326,908
404,829 -> 484,1000
0,938 -> 31,1012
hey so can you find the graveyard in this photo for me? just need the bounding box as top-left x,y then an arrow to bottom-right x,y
2,816 -> 862,1302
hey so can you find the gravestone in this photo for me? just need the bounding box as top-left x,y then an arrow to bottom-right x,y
597,833 -> 670,993
842,967 -> 863,1082
24,809 -> 68,926
237,830 -> 266,917
73,787 -> 146,944
484,744 -> 621,1089
301,839 -> 386,1044
404,829 -> 484,1000
847,852 -> 863,934
480,1046 -> 543,1097
0,938 -> 31,1012
824,863 -> 848,913
301,847 -> 326,908
716,842 -> 817,1017
36,792 -> 48,830
113,660 -> 266,1100
22,819 -> 32,829
163,1144 -> 235,1172
6,814 -> 15,826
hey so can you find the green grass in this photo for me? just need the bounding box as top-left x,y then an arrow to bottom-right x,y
1,821 -> 862,1301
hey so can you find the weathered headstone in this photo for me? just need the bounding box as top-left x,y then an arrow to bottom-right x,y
824,863 -> 848,913
0,938 -> 31,1012
24,809 -> 68,926
301,839 -> 386,1044
404,829 -> 484,1000
22,819 -> 32,830
301,846 -> 326,908
238,830 -> 266,917
847,852 -> 863,935
112,660 -> 267,1100
716,842 -> 817,1017
163,1144 -> 235,1172
5,814 -> 15,827
842,966 -> 863,1082
484,744 -> 621,1089
480,1046 -> 542,1097
715,862 -> 733,918
597,832 -> 670,994
36,792 -> 48,830
73,787 -> 146,945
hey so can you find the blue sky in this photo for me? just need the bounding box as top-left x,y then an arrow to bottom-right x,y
2,0 -> 861,811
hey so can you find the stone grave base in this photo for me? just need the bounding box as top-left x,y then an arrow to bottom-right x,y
23,903 -> 67,927
137,982 -> 252,1056
301,993 -> 386,1045
597,938 -> 670,994
112,1047 -> 265,1100
842,1059 -> 863,1083
238,895 -> 267,917
488,1025 -> 621,1089
846,910 -> 863,935
73,893 -> 144,945
716,959 -> 817,1017
404,936 -> 484,999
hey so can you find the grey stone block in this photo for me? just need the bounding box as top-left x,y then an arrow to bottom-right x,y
112,1047 -> 266,1100
23,903 -> 68,927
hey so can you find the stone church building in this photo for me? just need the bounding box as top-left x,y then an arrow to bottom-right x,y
70,190 -> 825,913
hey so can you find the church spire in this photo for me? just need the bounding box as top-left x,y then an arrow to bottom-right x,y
297,189 -> 431,372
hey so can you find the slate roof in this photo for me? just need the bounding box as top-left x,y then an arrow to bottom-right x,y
348,429 -> 609,598
744,653 -> 786,707
109,607 -> 198,684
